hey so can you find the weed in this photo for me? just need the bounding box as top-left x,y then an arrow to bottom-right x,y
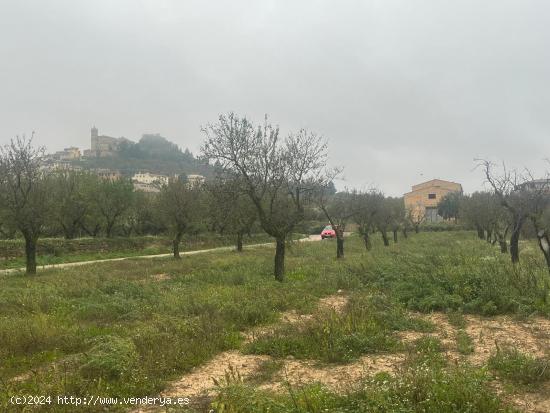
489,347 -> 550,386
245,293 -> 426,363
447,310 -> 467,329
456,330 -> 474,355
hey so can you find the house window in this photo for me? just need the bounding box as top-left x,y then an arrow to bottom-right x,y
428,193 -> 436,199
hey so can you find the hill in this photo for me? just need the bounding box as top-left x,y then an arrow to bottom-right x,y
74,134 -> 212,177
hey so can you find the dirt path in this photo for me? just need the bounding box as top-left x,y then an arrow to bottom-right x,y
133,291 -> 349,412
139,305 -> 549,413
0,235 -> 322,275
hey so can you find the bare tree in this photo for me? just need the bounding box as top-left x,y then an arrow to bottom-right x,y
317,185 -> 352,259
487,193 -> 512,253
93,179 -> 135,238
460,192 -> 493,240
157,179 -> 204,258
206,174 -> 258,252
533,205 -> 550,271
373,196 -> 397,246
388,197 -> 406,243
50,171 -> 96,239
201,113 -> 328,281
478,160 -> 549,264
0,135 -> 51,274
352,189 -> 384,250
406,202 -> 426,234
525,175 -> 550,271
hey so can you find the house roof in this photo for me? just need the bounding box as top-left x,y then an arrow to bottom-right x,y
404,178 -> 463,196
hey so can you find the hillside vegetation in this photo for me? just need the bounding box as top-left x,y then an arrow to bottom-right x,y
74,134 -> 212,177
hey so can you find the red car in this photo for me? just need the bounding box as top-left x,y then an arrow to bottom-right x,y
321,225 -> 336,239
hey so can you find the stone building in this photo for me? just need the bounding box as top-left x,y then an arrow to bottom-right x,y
186,174 -> 205,187
132,172 -> 169,193
54,147 -> 81,160
83,126 -> 130,157
94,169 -> 121,181
404,179 -> 462,223
132,172 -> 169,186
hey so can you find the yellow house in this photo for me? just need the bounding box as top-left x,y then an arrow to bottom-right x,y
404,179 -> 462,223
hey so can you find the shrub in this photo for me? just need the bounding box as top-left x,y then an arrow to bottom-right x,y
79,336 -> 138,379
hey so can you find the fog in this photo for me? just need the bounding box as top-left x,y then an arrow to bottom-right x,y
2,0 -> 550,195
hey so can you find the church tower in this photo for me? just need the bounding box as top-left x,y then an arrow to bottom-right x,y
91,126 -> 98,151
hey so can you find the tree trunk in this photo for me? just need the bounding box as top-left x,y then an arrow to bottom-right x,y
476,225 -> 485,240
486,229 -> 493,243
61,223 -> 77,240
499,239 -> 508,254
24,235 -> 37,275
393,230 -> 398,243
173,231 -> 183,259
510,228 -> 520,263
381,231 -> 389,246
414,225 -> 420,234
536,229 -> 550,274
402,228 -> 408,239
236,232 -> 243,252
336,235 -> 344,258
363,233 -> 372,251
106,220 -> 115,238
274,237 -> 285,282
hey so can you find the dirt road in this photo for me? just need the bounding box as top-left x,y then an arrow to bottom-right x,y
0,235 -> 323,275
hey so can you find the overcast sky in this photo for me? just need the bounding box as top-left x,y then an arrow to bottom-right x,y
1,0 -> 550,195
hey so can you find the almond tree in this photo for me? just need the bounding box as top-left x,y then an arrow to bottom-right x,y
157,179 -> 204,258
388,197 -> 406,243
317,186 -> 352,259
50,171 -> 97,239
0,136 -> 51,274
406,202 -> 426,234
93,179 -> 135,238
479,160 -> 550,264
352,189 -> 384,250
206,175 -> 258,252
201,113 -> 328,281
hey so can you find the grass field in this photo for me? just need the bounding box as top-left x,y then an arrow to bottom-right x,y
0,233 -> 276,270
1,231 -> 549,412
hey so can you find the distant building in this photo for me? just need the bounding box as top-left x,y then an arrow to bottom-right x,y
187,174 -> 205,187
94,169 -> 121,181
132,172 -> 169,193
517,178 -> 550,192
54,147 -> 81,161
132,172 -> 169,186
40,161 -> 82,172
404,179 -> 463,223
83,126 -> 130,158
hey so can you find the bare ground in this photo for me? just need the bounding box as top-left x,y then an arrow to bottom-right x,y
135,294 -> 549,413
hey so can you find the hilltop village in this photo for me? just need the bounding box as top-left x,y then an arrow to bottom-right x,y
42,127 -> 206,192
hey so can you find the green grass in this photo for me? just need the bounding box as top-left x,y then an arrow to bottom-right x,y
208,368 -> 516,413
208,336 -> 515,413
0,233 -> 276,270
348,231 -> 550,316
489,347 -> 550,386
245,359 -> 284,385
1,231 -> 549,412
447,310 -> 467,329
245,292 -> 432,363
0,238 -> 357,411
